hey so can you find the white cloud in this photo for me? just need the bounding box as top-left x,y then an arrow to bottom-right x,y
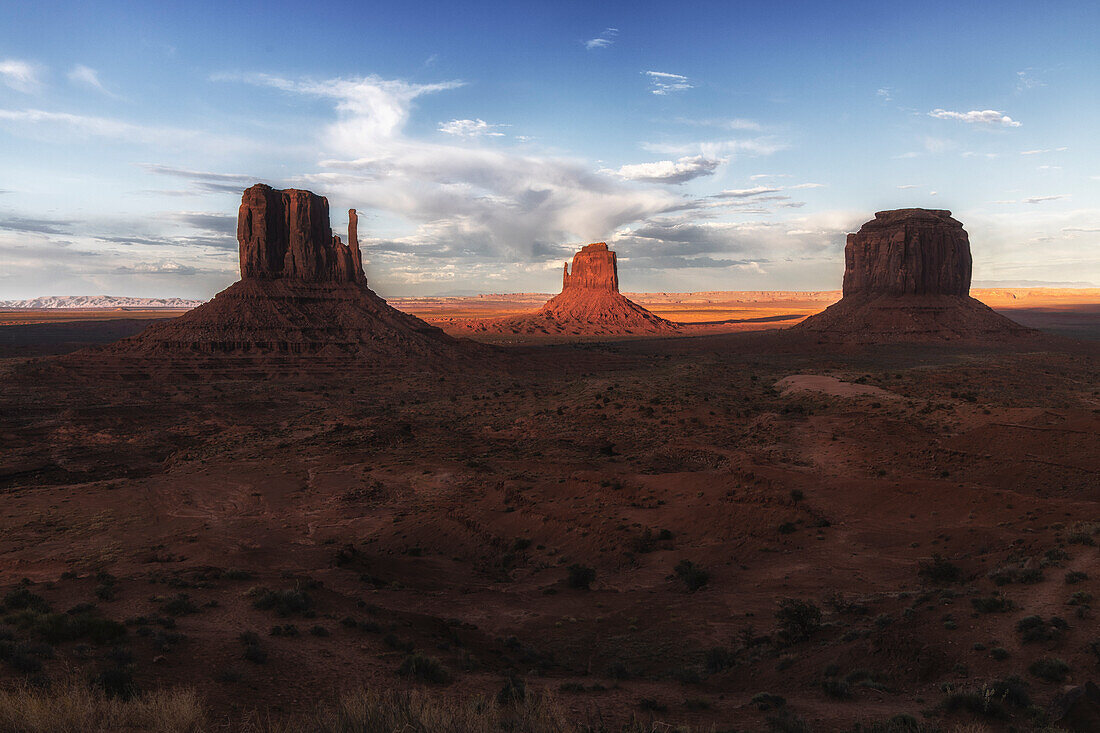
897,184 -> 919,189
67,64 -> 114,96
438,118 -> 507,137
789,182 -> 824,189
875,87 -> 893,101
928,108 -> 1022,127
1021,147 -> 1067,155
1024,194 -> 1068,204
643,137 -> 787,158
715,186 -> 782,198
585,28 -> 618,50
643,71 -> 694,95
605,155 -> 722,184
0,59 -> 42,93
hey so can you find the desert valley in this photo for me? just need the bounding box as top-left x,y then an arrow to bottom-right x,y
0,185 -> 1096,733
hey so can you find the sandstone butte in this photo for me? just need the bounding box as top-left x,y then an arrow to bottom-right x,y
796,208 -> 1035,342
107,184 -> 460,357
470,243 -> 679,335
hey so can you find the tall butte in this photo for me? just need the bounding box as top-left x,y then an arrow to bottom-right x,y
796,208 -> 1033,341
112,184 -> 460,356
484,243 -> 677,335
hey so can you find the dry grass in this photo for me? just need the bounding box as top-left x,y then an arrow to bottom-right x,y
0,678 -> 205,733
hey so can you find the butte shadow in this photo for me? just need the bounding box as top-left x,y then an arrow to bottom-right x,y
104,184 -> 468,359
794,209 -> 1037,343
463,243 -> 680,336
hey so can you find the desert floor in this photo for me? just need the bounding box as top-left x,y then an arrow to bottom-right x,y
0,290 -> 1097,731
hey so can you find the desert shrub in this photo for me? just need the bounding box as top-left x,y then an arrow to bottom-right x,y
161,594 -> 198,616
239,631 -> 267,664
1065,521 -> 1098,545
777,522 -> 797,535
971,594 -> 1014,613
767,708 -> 811,733
12,605 -> 126,646
674,560 -> 709,591
751,692 -> 786,710
91,664 -> 136,700
497,675 -> 525,705
1065,570 -> 1089,584
248,586 -> 313,617
849,714 -> 929,732
2,589 -> 50,613
918,555 -> 962,584
397,653 -> 450,684
638,697 -> 667,712
990,566 -> 1044,586
789,489 -> 804,503
309,625 -> 330,637
1068,591 -> 1093,606
1029,657 -> 1069,682
1015,615 -> 1068,643
990,647 -> 1009,660
309,687 -> 570,731
704,646 -> 736,673
822,677 -> 851,698
775,598 -> 822,643
566,565 -> 595,590
222,568 -> 253,581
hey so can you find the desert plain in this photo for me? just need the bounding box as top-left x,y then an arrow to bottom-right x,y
0,279 -> 1097,731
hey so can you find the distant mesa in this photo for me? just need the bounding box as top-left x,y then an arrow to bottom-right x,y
796,208 -> 1035,342
108,184 -> 461,357
469,242 -> 679,336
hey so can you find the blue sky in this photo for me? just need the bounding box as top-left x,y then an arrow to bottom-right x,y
0,0 -> 1097,298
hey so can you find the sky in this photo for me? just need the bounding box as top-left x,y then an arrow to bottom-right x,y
0,0 -> 1097,299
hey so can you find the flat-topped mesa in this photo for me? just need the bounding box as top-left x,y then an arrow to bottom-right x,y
843,209 -> 971,297
562,242 -> 619,293
238,184 -> 366,284
795,208 -> 1034,342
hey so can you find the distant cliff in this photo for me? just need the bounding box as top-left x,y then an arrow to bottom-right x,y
0,296 -> 206,309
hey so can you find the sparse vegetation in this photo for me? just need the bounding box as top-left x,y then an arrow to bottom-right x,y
674,560 -> 709,591
918,555 -> 962,584
1029,657 -> 1069,682
566,565 -> 595,590
397,653 -> 451,684
775,598 -> 822,643
248,586 -> 314,617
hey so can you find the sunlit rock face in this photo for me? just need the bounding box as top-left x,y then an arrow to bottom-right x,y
795,209 -> 1034,342
842,209 -> 971,297
560,242 -> 619,293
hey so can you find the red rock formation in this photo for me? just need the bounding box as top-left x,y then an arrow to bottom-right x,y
842,209 -> 970,297
108,185 -> 462,357
237,184 -> 365,284
796,209 -> 1033,342
466,243 -> 679,336
561,242 -> 619,292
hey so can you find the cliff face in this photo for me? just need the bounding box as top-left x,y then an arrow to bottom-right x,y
561,242 -> 619,293
796,209 -> 1032,342
843,209 -> 971,297
237,184 -> 365,285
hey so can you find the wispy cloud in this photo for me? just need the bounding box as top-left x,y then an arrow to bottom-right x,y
604,155 -> 722,184
67,64 -> 116,97
928,108 -> 1022,127
875,87 -> 893,102
1016,69 -> 1044,92
585,28 -> 618,50
0,59 -> 43,93
643,71 -> 694,95
1023,194 -> 1067,204
438,118 -> 507,137
1021,147 -> 1067,155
